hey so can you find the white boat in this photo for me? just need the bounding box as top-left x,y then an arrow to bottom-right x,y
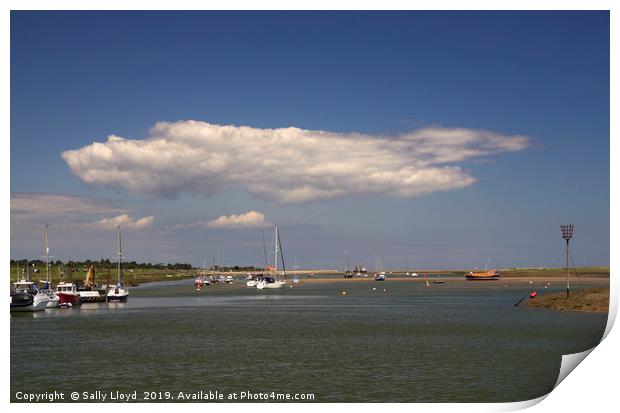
225,275 -> 234,284
10,280 -> 50,312
246,273 -> 258,287
38,225 -> 60,308
256,225 -> 287,289
107,226 -> 129,301
373,254 -> 386,281
354,264 -> 368,277
411,256 -> 419,277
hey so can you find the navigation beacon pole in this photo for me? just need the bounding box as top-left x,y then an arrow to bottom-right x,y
560,224 -> 574,298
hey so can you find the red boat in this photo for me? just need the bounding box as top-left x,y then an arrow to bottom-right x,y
56,282 -> 81,305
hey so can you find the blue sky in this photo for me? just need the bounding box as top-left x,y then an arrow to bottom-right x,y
10,11 -> 609,269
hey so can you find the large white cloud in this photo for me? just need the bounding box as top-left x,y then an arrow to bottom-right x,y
171,211 -> 270,230
88,214 -> 154,230
61,121 -> 530,203
207,211 -> 270,228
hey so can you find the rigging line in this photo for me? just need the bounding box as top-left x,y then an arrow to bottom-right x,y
261,231 -> 268,268
568,249 -> 585,291
549,248 -> 568,270
277,228 -> 287,280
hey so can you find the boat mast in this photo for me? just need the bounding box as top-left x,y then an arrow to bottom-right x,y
274,225 -> 279,273
262,231 -> 269,269
44,224 -> 50,283
345,250 -> 350,273
117,225 -> 123,284
277,226 -> 287,280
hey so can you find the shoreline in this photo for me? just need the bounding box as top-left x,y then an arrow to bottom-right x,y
526,287 -> 610,313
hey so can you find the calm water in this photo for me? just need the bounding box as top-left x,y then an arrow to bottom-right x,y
11,277 -> 607,402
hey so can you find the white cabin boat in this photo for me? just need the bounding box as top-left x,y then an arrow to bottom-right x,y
10,280 -> 50,312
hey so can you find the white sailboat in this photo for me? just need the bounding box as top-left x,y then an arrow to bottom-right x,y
411,257 -> 419,277
256,225 -> 287,289
373,253 -> 386,281
107,226 -> 129,301
38,225 -> 60,308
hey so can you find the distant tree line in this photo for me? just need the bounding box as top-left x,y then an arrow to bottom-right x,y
10,259 -> 193,271
10,259 -> 265,272
209,265 -> 263,272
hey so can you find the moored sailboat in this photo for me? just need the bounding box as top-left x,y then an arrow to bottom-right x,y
373,254 -> 386,281
107,226 -> 129,301
343,251 -> 353,278
38,225 -> 60,308
256,225 -> 287,289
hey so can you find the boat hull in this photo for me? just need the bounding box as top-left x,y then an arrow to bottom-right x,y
10,295 -> 49,312
46,297 -> 60,308
107,287 -> 129,301
107,294 -> 128,301
57,292 -> 81,305
465,274 -> 500,281
257,280 -> 286,289
78,291 -> 107,303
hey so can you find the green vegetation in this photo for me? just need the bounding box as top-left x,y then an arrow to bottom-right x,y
10,259 -> 194,286
10,258 -> 193,271
9,259 -> 269,286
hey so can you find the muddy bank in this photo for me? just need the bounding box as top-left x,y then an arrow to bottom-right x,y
526,287 -> 609,313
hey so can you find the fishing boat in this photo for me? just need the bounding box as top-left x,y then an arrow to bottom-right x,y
108,226 -> 129,301
465,259 -> 500,281
38,225 -> 60,308
465,270 -> 500,281
56,282 -> 81,305
256,225 -> 287,289
10,278 -> 50,312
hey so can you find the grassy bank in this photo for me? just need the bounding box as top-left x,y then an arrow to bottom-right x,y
9,264 -> 609,286
527,287 -> 610,313
9,265 -> 194,286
